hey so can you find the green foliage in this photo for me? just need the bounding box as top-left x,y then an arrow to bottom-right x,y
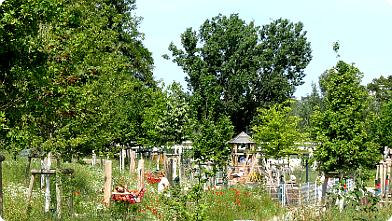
311,61 -> 380,173
367,75 -> 392,103
374,99 -> 392,151
192,115 -> 234,165
290,82 -> 325,132
0,0 -> 156,155
167,13 -> 312,133
156,82 -> 194,146
252,100 -> 307,158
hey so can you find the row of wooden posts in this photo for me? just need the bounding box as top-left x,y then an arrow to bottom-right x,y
376,158 -> 391,203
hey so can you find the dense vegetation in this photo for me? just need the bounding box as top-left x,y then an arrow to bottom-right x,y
1,0 -> 392,220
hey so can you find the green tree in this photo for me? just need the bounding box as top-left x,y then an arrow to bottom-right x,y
156,82 -> 194,146
166,14 -> 312,133
0,0 -> 66,154
367,75 -> 392,103
311,61 -> 380,173
0,0 -> 155,156
252,100 -> 307,158
290,82 -> 325,132
375,101 -> 392,152
190,74 -> 234,165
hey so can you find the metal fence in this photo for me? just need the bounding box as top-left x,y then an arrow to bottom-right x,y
264,178 -> 354,207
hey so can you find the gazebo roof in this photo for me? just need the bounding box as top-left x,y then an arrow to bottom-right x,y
229,132 -> 255,144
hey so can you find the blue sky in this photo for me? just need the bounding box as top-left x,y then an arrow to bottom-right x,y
136,0 -> 392,97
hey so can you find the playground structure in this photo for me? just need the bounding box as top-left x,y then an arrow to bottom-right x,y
227,131 -> 298,185
375,146 -> 392,203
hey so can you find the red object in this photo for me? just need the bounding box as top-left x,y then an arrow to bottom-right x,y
145,173 -> 161,184
111,189 -> 147,204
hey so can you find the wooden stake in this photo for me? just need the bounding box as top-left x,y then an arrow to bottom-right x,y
104,160 -> 112,204
129,151 -> 136,173
56,159 -> 62,218
27,174 -> 35,202
24,157 -> 32,184
0,155 -> 5,218
69,173 -> 73,218
167,158 -> 174,187
137,159 -> 145,190
45,153 -> 52,212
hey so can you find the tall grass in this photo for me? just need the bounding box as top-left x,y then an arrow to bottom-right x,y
0,154 -> 285,220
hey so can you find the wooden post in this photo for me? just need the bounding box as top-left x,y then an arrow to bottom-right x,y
178,154 -> 182,185
27,168 -> 74,217
191,163 -> 194,185
387,159 -> 392,197
157,153 -> 160,171
56,158 -> 62,218
167,158 -> 174,187
0,155 -> 5,217
41,157 -> 45,188
92,151 -> 96,167
100,155 -> 103,169
263,158 -> 273,184
382,161 -> 386,199
387,159 -> 391,204
121,149 -> 126,173
234,144 -> 238,173
376,165 -> 379,195
104,160 -> 112,204
69,173 -> 73,218
163,151 -> 167,171
137,159 -> 145,190
24,156 -> 32,184
173,158 -> 177,182
27,174 -> 35,202
129,151 -> 136,173
148,152 -> 153,172
119,150 -> 122,173
45,152 -> 52,212
384,161 -> 388,200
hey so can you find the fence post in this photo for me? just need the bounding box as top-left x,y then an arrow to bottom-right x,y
92,151 -> 96,167
104,160 -> 112,204
45,152 -> 52,212
166,158 -> 174,187
137,159 -> 145,190
0,155 -> 5,218
129,151 -> 136,173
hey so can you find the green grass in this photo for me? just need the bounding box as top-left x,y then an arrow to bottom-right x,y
0,153 -> 388,221
0,153 -> 285,220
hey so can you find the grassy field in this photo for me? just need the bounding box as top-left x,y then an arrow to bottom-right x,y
0,153 -> 390,221
1,154 -> 286,220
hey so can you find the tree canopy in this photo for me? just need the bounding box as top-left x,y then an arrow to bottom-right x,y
0,0 -> 156,156
166,14 -> 312,133
311,61 -> 380,173
252,100 -> 307,158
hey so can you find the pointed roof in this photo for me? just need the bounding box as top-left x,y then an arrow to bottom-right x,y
229,131 -> 254,144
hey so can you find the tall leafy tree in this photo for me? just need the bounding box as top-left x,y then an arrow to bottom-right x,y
375,101 -> 392,152
0,0 -> 66,154
252,100 -> 307,158
0,0 -> 155,155
290,82 -> 325,132
311,61 -> 380,173
190,74 -> 234,165
156,82 -> 193,146
165,14 -> 312,133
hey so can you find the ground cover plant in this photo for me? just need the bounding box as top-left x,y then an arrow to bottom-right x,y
1,154 -> 285,221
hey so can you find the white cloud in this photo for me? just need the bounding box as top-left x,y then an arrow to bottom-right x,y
388,0 -> 392,6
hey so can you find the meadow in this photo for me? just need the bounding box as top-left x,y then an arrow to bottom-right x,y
1,154 -> 392,221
